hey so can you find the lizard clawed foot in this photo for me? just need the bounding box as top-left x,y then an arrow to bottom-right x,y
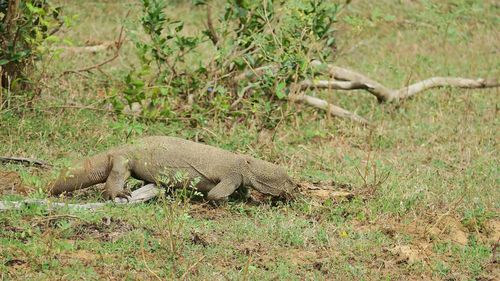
103,189 -> 132,202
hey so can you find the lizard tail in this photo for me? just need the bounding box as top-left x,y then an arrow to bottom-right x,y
50,154 -> 111,195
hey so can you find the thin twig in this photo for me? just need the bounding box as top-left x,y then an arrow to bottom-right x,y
141,234 -> 163,281
62,24 -> 126,76
293,94 -> 370,125
310,61 -> 500,102
58,41 -> 115,54
241,255 -> 252,281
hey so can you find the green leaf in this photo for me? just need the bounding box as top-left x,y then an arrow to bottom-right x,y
276,82 -> 287,99
0,59 -> 10,66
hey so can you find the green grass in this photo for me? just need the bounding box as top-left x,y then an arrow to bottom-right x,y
1,0 -> 499,280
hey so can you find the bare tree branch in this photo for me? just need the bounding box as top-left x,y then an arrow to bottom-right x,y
233,61 -> 498,125
58,41 -> 115,54
311,61 -> 499,102
62,26 -> 125,76
300,79 -> 367,91
292,94 -> 369,125
396,77 -> 499,100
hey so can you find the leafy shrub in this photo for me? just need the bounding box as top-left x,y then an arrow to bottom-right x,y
115,0 -> 340,126
0,0 -> 61,92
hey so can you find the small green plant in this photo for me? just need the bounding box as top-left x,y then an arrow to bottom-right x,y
151,172 -> 202,278
0,0 -> 61,95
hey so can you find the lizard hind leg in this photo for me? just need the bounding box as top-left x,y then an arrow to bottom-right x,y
103,155 -> 132,200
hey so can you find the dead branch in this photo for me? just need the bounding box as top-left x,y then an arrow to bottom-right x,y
311,61 -> 499,102
300,79 -> 367,91
292,94 -> 369,125
0,184 -> 161,212
233,64 -> 369,124
0,156 -> 52,168
62,26 -> 125,76
234,60 -> 498,124
58,41 -> 115,54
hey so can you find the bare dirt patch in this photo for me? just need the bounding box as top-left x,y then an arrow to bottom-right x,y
189,230 -> 217,247
233,240 -> 329,273
189,203 -> 230,220
71,217 -> 136,242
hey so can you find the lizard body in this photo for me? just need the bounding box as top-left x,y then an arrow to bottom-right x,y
50,136 -> 296,201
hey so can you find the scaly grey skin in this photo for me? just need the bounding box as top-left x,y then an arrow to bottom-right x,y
50,136 -> 297,201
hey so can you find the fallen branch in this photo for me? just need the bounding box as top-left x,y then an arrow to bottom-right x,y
0,156 -> 52,168
311,61 -> 499,102
300,79 -> 367,91
292,94 -> 369,125
0,184 -> 161,211
233,61 -> 499,124
62,25 -> 125,76
58,41 -> 115,54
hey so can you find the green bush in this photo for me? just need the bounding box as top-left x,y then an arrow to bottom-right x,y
114,0 -> 340,126
0,0 -> 60,92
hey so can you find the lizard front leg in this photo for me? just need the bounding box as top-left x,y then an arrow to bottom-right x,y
207,174 -> 242,201
103,155 -> 131,200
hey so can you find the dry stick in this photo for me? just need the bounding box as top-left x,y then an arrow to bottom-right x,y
0,156 -> 52,168
141,234 -> 163,281
0,184 -> 161,212
241,255 -> 252,281
58,41 -> 115,54
62,25 -> 126,76
310,61 -> 500,102
293,94 -> 369,125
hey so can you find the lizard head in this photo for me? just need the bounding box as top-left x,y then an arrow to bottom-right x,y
242,157 -> 297,197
